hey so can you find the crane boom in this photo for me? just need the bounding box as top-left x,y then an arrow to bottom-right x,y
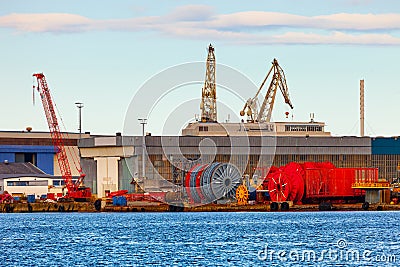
200,44 -> 217,122
240,58 -> 293,123
33,73 -> 91,200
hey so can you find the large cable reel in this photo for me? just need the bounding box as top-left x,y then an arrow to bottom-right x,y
185,163 -> 242,203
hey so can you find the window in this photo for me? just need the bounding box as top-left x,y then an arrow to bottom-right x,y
15,153 -> 37,165
52,179 -> 78,186
29,180 -> 48,186
285,124 -> 323,132
199,126 -> 209,132
7,181 -> 29,186
7,180 -> 48,186
306,125 -> 323,132
299,155 -> 308,161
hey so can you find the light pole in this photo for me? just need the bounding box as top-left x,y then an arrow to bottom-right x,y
138,118 -> 147,179
75,102 -> 84,138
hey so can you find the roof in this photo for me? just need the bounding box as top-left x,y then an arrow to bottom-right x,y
0,131 -> 83,146
0,162 -> 53,179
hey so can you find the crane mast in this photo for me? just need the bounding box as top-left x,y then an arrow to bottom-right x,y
200,44 -> 217,122
33,73 -> 90,200
240,58 -> 293,123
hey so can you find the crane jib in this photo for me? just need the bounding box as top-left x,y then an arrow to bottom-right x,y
240,58 -> 293,123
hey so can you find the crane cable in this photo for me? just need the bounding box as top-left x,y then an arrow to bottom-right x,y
49,89 -> 82,174
33,77 -> 79,171
32,77 -> 36,106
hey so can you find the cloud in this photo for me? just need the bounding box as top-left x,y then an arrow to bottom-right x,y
269,31 -> 400,45
0,13 -> 92,32
209,11 -> 400,31
165,5 -> 214,21
345,0 -> 373,6
1,6 -> 400,45
314,13 -> 400,31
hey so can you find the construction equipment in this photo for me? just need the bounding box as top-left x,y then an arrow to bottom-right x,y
240,58 -> 293,122
107,190 -> 128,198
33,73 -> 91,201
0,191 -> 13,203
236,185 -> 249,205
200,44 -> 217,122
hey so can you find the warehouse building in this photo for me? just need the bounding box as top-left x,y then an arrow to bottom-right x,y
2,128 -> 399,198
0,130 -> 89,176
78,133 -> 400,196
0,130 -> 93,197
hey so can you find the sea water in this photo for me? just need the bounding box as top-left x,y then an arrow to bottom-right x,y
0,211 -> 399,266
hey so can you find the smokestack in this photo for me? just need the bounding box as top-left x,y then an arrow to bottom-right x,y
360,79 -> 365,137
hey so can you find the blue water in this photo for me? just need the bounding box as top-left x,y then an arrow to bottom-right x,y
0,211 -> 399,266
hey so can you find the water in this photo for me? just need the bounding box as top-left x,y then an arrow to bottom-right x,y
0,211 -> 399,266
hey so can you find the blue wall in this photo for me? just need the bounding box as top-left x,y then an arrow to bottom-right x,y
36,152 -> 54,174
0,145 -> 55,174
0,153 -> 15,162
371,137 -> 400,155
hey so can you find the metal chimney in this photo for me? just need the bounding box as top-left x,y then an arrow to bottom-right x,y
360,79 -> 365,137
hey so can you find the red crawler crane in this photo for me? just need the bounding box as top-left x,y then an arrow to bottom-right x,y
33,73 -> 91,200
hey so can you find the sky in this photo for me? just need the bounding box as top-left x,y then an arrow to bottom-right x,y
1,0 -> 400,136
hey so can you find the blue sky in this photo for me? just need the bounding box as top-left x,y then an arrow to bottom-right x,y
1,0 -> 400,136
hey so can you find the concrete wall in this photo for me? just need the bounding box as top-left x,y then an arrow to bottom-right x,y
94,157 -> 120,198
118,156 -> 138,193
81,158 -> 97,194
80,141 -> 135,196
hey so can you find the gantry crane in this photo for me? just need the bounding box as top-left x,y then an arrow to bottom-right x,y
33,73 -> 91,200
240,58 -> 293,123
200,44 -> 217,122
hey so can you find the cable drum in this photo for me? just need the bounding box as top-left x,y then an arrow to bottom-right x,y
185,162 -> 242,204
210,163 -> 242,200
201,162 -> 221,202
189,165 -> 202,203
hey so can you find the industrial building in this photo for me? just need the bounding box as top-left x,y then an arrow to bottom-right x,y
0,130 -> 88,176
78,133 -> 400,198
0,130 -> 90,198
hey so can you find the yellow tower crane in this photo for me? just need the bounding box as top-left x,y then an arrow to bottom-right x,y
200,44 -> 217,122
240,58 -> 293,123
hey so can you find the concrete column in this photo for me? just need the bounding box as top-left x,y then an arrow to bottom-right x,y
94,157 -> 120,198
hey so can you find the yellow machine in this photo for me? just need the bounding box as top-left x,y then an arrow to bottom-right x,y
236,185 -> 249,205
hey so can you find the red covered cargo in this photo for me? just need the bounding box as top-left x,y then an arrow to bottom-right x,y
262,162 -> 378,203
